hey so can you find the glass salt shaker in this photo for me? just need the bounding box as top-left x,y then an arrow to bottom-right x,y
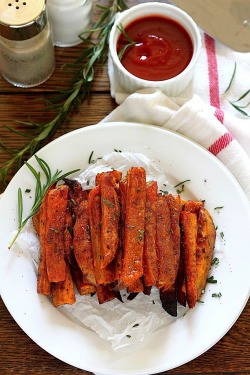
0,0 -> 55,88
47,0 -> 93,47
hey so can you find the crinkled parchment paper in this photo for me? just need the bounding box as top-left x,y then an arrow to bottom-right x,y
16,152 -> 190,351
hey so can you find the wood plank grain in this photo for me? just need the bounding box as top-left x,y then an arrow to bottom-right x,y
0,297 -> 249,374
0,93 -> 117,192
0,0 -> 249,373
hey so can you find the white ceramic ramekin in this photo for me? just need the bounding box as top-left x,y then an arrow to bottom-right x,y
109,2 -> 202,97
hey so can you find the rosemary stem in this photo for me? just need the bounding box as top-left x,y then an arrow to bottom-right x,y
0,0 -> 128,185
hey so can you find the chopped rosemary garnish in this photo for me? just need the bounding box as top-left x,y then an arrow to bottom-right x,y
214,206 -> 224,210
211,257 -> 220,266
102,198 -> 114,207
174,179 -> 190,194
207,275 -> 217,284
212,292 -> 222,298
220,231 -> 225,240
0,0 -> 128,184
160,189 -> 168,195
224,62 -> 237,94
88,150 -> 102,164
8,155 -> 80,249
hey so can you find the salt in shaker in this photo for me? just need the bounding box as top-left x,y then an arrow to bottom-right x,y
47,0 -> 93,47
0,0 -> 55,87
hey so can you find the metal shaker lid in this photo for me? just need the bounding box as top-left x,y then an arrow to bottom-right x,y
0,0 -> 46,41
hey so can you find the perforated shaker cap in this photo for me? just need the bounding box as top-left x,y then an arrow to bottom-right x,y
0,0 -> 46,41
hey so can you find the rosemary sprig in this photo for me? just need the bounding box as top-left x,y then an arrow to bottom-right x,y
117,23 -> 136,60
8,155 -> 80,249
0,0 -> 128,185
224,62 -> 250,117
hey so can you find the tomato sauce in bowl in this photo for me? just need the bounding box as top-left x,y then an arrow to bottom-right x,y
109,2 -> 201,98
117,15 -> 193,81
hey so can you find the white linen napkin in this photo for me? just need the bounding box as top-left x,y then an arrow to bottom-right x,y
105,30 -> 250,202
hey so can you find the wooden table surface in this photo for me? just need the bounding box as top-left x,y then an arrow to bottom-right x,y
0,1 -> 249,374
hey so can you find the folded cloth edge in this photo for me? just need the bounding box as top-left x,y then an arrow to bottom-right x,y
102,89 -> 250,202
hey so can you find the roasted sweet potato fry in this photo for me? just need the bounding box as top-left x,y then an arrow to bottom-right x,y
64,179 -> 85,216
180,211 -> 198,308
98,171 -> 121,268
196,207 -> 216,300
119,167 -> 146,287
51,262 -> 76,307
73,197 -> 96,286
88,185 -> 115,285
127,277 -> 144,293
96,284 -> 116,304
143,181 -> 158,286
160,285 -> 177,317
32,211 -> 40,235
70,255 -> 96,296
114,178 -> 127,282
45,184 -> 69,283
64,204 -> 74,264
156,194 -> 175,289
182,200 -> 204,213
36,185 -> 56,295
176,248 -> 187,307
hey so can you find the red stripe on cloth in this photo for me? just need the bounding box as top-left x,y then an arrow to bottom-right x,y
208,132 -> 234,156
214,107 -> 225,123
204,34 -> 221,110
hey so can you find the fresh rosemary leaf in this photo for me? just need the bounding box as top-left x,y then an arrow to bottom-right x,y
224,62 -> 237,94
117,23 -> 136,60
17,188 -> 23,229
8,155 -> 80,249
224,61 -> 250,116
174,179 -> 191,188
233,88 -> 250,102
229,102 -> 250,117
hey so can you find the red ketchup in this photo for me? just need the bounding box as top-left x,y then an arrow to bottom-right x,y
117,15 -> 193,81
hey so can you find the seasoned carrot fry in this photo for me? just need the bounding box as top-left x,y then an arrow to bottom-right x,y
99,171 -> 121,268
119,167 -> 146,287
51,262 -> 76,307
180,211 -> 198,308
156,194 -> 175,289
45,184 -> 69,283
88,185 -> 115,285
73,197 -> 96,286
143,181 -> 158,286
196,207 -> 216,300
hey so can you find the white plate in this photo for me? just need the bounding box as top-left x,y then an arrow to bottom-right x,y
0,123 -> 249,375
